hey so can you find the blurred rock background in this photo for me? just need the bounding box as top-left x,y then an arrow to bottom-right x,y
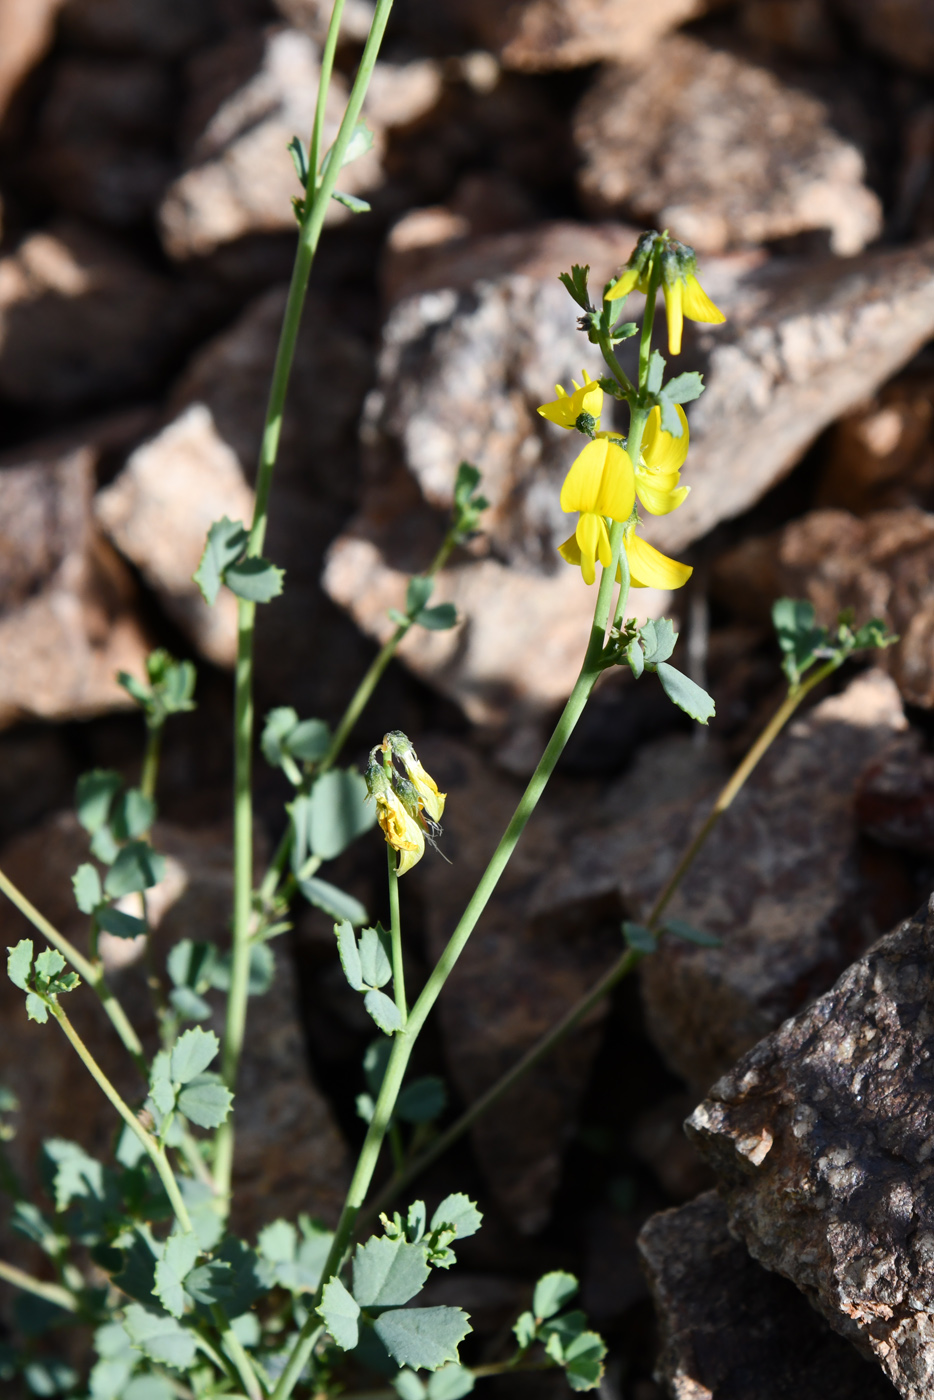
3,0 -> 934,1395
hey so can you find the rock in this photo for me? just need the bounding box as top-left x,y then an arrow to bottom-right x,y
856,732 -> 934,856
96,403 -> 254,668
0,0 -> 64,121
0,813 -> 349,1246
0,426 -> 151,727
461,0 -> 708,71
814,367 -> 934,516
159,26 -> 383,261
416,737 -> 621,1234
833,0 -> 934,76
0,220 -> 199,408
712,508 -> 934,710
30,56 -> 175,227
638,1191 -> 898,1399
58,0 -> 219,56
574,37 -> 882,256
686,892 -> 934,1400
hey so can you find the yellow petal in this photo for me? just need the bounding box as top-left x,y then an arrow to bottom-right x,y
664,279 -> 684,355
636,480 -> 690,515
575,512 -> 604,585
641,404 -> 689,474
561,439 -> 608,514
682,274 -> 726,325
537,384 -> 575,428
557,531 -> 582,567
625,532 -> 693,589
607,267 -> 639,301
597,441 -> 636,521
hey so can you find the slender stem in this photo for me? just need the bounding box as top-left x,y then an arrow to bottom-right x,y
0,867 -> 148,1076
140,721 -> 164,802
50,1004 -> 192,1235
212,1304 -> 267,1400
0,1259 -> 78,1313
308,0 -> 346,183
388,850 -> 406,1021
637,248 -> 662,391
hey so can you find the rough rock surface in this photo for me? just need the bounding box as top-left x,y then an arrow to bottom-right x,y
529,671 -> 909,1091
713,508 -> 934,710
0,221 -> 197,408
0,428 -> 150,727
96,403 -> 255,667
687,893 -> 934,1400
462,0 -> 707,71
0,813 -> 349,1245
575,38 -> 882,256
416,737 -> 621,1233
159,26 -> 384,260
639,1191 -> 898,1399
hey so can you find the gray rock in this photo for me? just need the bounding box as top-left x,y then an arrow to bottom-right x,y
686,892 -> 934,1400
574,38 -> 882,256
639,1191 -> 898,1399
0,423 -> 151,727
460,0 -> 708,71
712,507 -> 934,710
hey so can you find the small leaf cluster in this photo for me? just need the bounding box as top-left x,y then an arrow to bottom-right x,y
772,597 -> 896,689
147,1028 -> 233,1136
318,1194 -> 481,1370
512,1272 -> 606,1392
7,941 -> 79,1024
558,264 -> 637,352
389,575 -> 458,633
610,618 -> 715,726
117,650 -> 195,730
194,517 -> 284,607
71,770 -> 165,941
290,121 -> 375,221
335,920 -> 402,1033
450,462 -> 488,544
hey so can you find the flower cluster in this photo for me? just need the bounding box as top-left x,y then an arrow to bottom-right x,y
607,231 -> 725,355
365,731 -> 445,875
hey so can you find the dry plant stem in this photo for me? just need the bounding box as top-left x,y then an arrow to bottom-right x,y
50,1003 -> 193,1236
367,660 -> 843,1217
0,867 -> 147,1076
216,0 -> 397,1206
0,1259 -> 78,1313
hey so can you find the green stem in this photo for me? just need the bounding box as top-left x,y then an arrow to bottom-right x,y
212,1304 -> 267,1400
308,0 -> 346,183
50,1004 -> 192,1236
388,849 -> 406,1021
140,721 -> 164,803
637,246 -> 663,393
0,1259 -> 78,1313
0,867 -> 148,1077
218,0 -> 397,1210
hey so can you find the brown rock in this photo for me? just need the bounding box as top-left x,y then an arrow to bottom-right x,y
0,428 -> 150,727
629,1094 -> 715,1203
416,737 -> 620,1234
0,813 -> 349,1246
712,507 -> 934,710
856,732 -> 934,856
0,221 -> 198,408
96,403 -> 254,668
0,0 -> 64,121
462,0 -> 707,71
159,26 -> 383,261
834,0 -> 934,76
574,38 -> 882,255
639,1191 -> 898,1399
815,368 -> 934,516
59,0 -> 218,56
686,893 -> 934,1400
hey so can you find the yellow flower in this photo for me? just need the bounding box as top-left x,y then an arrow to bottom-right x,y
661,257 -> 725,355
558,523 -> 692,591
537,370 -> 603,430
375,788 -> 425,876
558,437 -> 635,585
398,751 -> 445,824
606,265 -> 649,302
635,405 -> 690,515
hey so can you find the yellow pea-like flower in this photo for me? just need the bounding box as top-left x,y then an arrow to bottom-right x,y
374,788 -> 425,876
558,438 -> 635,585
662,266 -> 725,356
558,523 -> 692,592
537,370 -> 603,430
635,405 -> 690,516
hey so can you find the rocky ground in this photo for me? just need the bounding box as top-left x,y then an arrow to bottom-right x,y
4,0 -> 934,1396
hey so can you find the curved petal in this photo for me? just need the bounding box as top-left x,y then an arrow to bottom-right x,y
625,532 -> 693,589
641,405 -> 689,473
607,267 -> 639,301
636,479 -> 690,515
561,438 -> 611,514
596,442 -> 636,521
537,384 -> 575,428
557,531 -> 582,567
575,512 -> 604,585
683,275 -> 726,325
663,279 -> 685,355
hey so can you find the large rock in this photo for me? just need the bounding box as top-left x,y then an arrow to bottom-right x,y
639,1191 -> 898,1399
159,26 -> 418,260
415,737 -> 621,1234
712,508 -> 934,709
0,221 -> 198,408
0,424 -> 151,727
574,38 -> 882,256
814,366 -> 934,516
686,892 -> 934,1400
834,0 -> 934,76
0,813 -> 349,1246
461,0 -> 708,71
0,0 -> 64,122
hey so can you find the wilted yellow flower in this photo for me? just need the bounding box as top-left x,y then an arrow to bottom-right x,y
397,751 -> 445,824
558,437 -> 635,585
558,522 -> 692,591
537,370 -> 603,430
661,255 -> 725,355
374,788 -> 425,876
